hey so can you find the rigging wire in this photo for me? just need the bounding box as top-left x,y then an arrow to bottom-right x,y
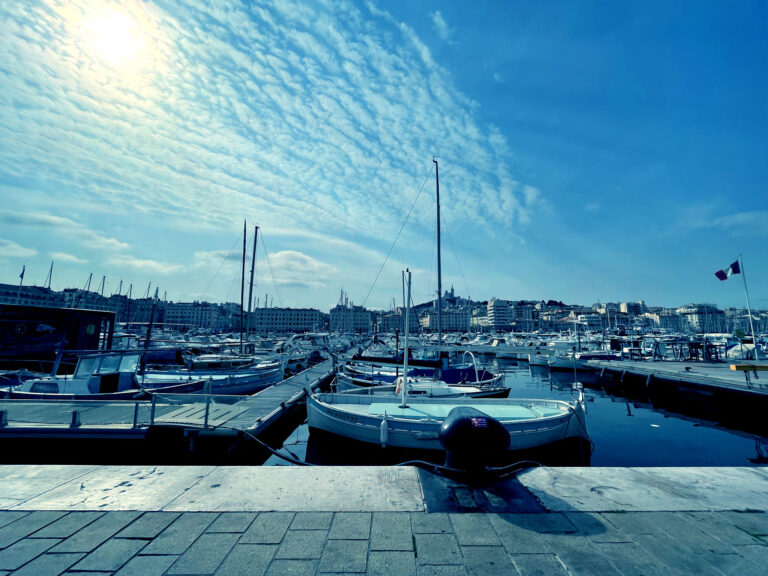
442,224 -> 472,303
199,235 -> 241,302
361,163 -> 435,308
259,232 -> 283,308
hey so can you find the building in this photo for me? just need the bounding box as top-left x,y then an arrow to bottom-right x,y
420,310 -> 470,332
0,283 -> 63,308
249,307 -> 323,333
486,298 -> 511,331
329,304 -> 371,333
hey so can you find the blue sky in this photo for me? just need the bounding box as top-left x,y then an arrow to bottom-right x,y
0,0 -> 766,312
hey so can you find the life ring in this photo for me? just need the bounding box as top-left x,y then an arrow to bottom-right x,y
15,324 -> 27,335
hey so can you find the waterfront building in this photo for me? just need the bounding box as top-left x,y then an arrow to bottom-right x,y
249,307 -> 323,334
486,298 -> 511,331
419,309 -> 470,332
329,303 -> 371,333
0,283 -> 63,308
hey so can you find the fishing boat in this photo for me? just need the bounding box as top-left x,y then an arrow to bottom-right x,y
308,161 -> 590,457
5,350 -> 206,400
307,389 -> 588,452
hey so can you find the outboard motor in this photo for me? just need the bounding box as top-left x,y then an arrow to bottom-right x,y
439,407 -> 510,476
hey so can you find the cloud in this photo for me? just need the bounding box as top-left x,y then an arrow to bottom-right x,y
431,11 -> 453,42
108,254 -> 183,275
50,251 -> 87,263
0,210 -> 130,252
265,250 -> 339,288
711,211 -> 768,235
0,238 -> 37,258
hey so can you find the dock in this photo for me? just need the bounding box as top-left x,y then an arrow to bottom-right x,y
0,464 -> 764,575
0,360 -> 335,462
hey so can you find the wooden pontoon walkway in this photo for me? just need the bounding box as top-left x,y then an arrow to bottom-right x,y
0,360 -> 335,439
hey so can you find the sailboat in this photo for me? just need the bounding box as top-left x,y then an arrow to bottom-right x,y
307,161 -> 590,456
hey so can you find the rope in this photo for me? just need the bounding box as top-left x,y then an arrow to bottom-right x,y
361,163 -> 435,308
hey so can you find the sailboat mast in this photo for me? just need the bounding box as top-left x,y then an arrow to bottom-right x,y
240,220 -> 246,354
400,269 -> 411,408
433,158 -> 442,361
246,226 -> 258,336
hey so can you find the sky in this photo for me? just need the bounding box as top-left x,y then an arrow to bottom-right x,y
0,0 -> 766,312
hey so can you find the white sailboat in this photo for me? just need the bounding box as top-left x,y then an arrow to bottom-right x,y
308,161 -> 590,456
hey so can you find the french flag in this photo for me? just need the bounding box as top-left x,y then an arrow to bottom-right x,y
715,260 -> 740,281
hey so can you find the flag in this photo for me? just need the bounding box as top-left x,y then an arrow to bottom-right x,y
715,260 -> 740,281
19,265 -> 25,281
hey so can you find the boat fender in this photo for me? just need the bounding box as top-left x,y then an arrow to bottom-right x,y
439,407 -> 509,473
380,413 -> 389,447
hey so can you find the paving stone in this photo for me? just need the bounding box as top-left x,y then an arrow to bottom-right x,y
592,542 -> 671,576
735,544 -> 768,566
545,536 -> 620,576
601,512 -> 666,535
118,512 -> 181,539
318,539 -> 368,572
449,514 -> 499,546
565,513 -> 633,543
32,511 -> 103,538
274,530 -> 327,560
411,514 -> 452,534
240,512 -> 294,544
114,554 -> 178,576
368,551 -> 416,576
488,514 -> 553,554
10,553 -> 84,576
722,512 -> 768,536
213,544 -> 276,576
207,513 -> 255,533
461,545 -> 516,576
370,512 -> 412,551
510,553 -> 568,576
265,559 -> 317,575
0,511 -> 64,547
645,512 -> 735,554
632,533 -> 724,575
0,511 -> 28,530
71,537 -> 147,572
416,566 -> 467,576
697,551 -> 767,576
414,533 -> 462,565
140,512 -> 217,555
328,512 -> 371,540
167,532 -> 239,574
51,511 -> 140,552
0,537 -> 59,570
291,512 -> 333,530
681,512 -> 765,545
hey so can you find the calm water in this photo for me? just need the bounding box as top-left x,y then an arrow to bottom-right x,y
266,357 -> 768,467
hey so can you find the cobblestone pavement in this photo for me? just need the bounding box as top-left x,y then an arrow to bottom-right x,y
0,508 -> 766,575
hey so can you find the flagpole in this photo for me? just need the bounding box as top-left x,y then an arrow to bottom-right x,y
738,253 -> 757,346
16,265 -> 25,304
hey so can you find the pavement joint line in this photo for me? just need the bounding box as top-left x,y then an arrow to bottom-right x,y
158,469 -> 221,512
6,466 -> 107,510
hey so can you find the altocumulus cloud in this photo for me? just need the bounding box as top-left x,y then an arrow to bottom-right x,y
0,239 -> 37,259
0,0 -> 542,255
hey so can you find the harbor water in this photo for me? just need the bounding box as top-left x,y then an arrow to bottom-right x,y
266,357 -> 768,467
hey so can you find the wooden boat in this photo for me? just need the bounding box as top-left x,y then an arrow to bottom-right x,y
307,388 -> 589,451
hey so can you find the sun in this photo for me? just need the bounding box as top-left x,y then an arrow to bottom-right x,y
82,7 -> 145,65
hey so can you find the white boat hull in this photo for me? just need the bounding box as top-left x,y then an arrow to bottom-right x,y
307,393 -> 588,452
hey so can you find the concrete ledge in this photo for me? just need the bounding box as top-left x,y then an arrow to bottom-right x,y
518,466 -> 768,512
0,465 -> 425,512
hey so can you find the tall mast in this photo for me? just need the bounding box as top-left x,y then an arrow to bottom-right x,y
400,269 -> 411,408
433,158 -> 442,364
45,261 -> 54,289
247,226 -> 258,336
738,253 -> 757,345
240,220 -> 246,354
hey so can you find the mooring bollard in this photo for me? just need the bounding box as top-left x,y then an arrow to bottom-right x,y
0,411 -> 7,428
70,411 -> 81,428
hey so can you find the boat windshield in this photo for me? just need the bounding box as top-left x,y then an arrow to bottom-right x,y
118,354 -> 141,373
98,355 -> 121,373
74,357 -> 98,378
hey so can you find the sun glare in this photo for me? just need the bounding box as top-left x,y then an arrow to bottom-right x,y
83,7 -> 145,64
